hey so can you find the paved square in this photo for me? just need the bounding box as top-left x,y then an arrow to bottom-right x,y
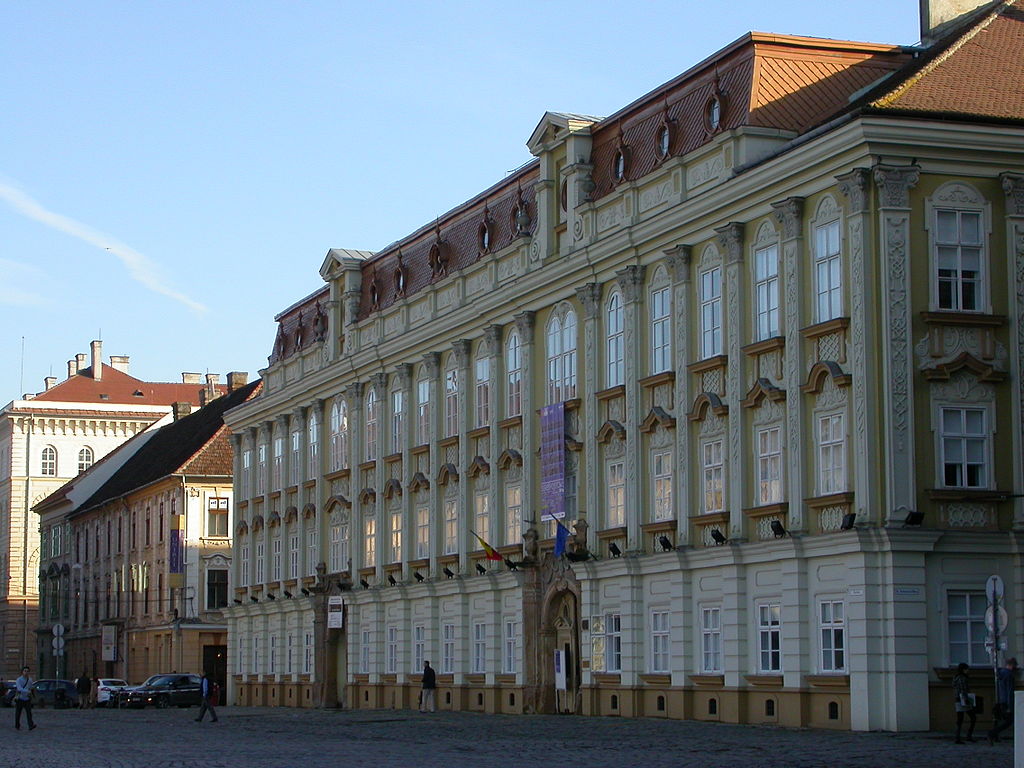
2,706 -> 1013,767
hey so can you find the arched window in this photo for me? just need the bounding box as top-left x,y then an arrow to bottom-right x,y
330,398 -> 348,471
546,307 -> 577,403
365,388 -> 379,461
606,292 -> 624,387
41,445 -> 57,476
444,358 -> 459,437
77,446 -> 94,474
506,330 -> 522,417
307,409 -> 319,480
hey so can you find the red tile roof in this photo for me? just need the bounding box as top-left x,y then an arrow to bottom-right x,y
30,365 -> 226,406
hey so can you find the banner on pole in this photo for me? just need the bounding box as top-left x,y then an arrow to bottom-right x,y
540,403 -> 566,520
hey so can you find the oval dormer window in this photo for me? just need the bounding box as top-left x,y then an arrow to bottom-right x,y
479,222 -> 491,253
706,96 -> 722,133
613,149 -> 626,183
657,123 -> 671,159
394,267 -> 406,297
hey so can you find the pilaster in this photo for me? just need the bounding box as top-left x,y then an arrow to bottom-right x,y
716,222 -> 746,539
453,340 -> 472,570
575,284 -> 601,531
616,265 -> 646,549
422,352 -> 441,571
665,244 -> 692,543
514,312 -> 537,521
1000,173 -> 1024,529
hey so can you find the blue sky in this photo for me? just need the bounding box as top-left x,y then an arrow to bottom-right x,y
0,1 -> 920,401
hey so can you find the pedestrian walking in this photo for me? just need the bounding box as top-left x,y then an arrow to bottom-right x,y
75,672 -> 91,709
988,657 -> 1018,744
953,662 -> 976,743
420,661 -> 436,713
194,671 -> 218,723
14,666 -> 36,731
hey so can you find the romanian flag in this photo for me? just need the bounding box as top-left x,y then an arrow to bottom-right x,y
472,532 -> 504,561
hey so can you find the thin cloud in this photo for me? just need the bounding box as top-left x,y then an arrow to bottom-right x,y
0,258 -> 48,307
0,180 -> 207,313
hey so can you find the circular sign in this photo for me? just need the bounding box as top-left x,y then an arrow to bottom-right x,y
986,575 -> 1005,603
51,636 -> 65,650
52,623 -> 65,637
985,605 -> 1008,634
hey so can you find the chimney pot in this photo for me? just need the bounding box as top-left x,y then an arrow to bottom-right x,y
44,376 -> 57,391
227,372 -> 248,392
171,402 -> 192,421
109,355 -> 130,374
182,372 -> 201,385
68,360 -> 77,378
76,353 -> 86,371
198,389 -> 209,407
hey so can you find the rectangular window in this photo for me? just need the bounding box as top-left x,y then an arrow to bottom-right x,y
252,636 -> 261,675
605,614 -> 622,673
754,244 -> 780,340
607,462 -> 625,527
940,407 -> 988,488
287,634 -> 295,674
290,429 -> 301,487
701,607 -> 722,673
936,209 -> 982,311
474,493 -> 490,547
206,569 -> 228,609
289,533 -> 299,580
272,436 -> 284,490
505,485 -> 522,546
758,603 -> 782,673
307,527 -> 319,576
507,335 -> 522,417
415,506 -> 430,559
652,451 -> 673,521
364,516 -> 376,567
272,537 -> 282,581
360,629 -> 371,674
207,497 -> 229,538
444,500 -> 458,555
390,511 -> 402,563
330,520 -> 348,573
365,393 -> 378,461
304,631 -> 314,674
256,443 -> 267,495
445,368 -> 459,437
307,414 -> 319,480
650,285 -> 671,374
702,439 -> 724,514
699,268 -> 722,358
417,379 -> 430,445
475,357 -> 491,427
256,542 -> 266,584
815,220 -> 842,321
606,296 -> 624,387
757,427 -> 783,504
948,591 -> 987,666
650,610 -> 670,673
270,635 -> 278,675
386,626 -> 398,674
240,545 -> 249,588
503,619 -> 518,674
392,390 -> 405,454
442,623 -> 455,674
413,625 -> 426,672
819,600 -> 845,672
472,622 -> 486,674
818,413 -> 846,494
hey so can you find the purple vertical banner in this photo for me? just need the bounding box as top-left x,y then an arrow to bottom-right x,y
168,514 -> 185,588
540,402 -> 566,520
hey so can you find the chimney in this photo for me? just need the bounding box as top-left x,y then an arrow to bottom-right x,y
182,372 -> 202,385
920,0 -> 993,44
109,355 -> 130,374
198,389 -> 209,407
44,376 -> 57,391
67,359 -> 78,378
171,402 -> 192,421
76,353 -> 86,373
227,372 -> 248,392
205,373 -> 219,402
90,340 -> 103,381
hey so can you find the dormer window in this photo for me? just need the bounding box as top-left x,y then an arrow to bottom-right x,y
429,243 -> 449,279
478,221 -> 492,254
612,149 -> 627,183
369,279 -> 381,310
706,95 -> 722,133
560,180 -> 568,212
394,266 -> 407,298
657,123 -> 671,160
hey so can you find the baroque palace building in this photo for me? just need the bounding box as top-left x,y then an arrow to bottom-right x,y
223,0 -> 1024,731
0,340 -> 223,679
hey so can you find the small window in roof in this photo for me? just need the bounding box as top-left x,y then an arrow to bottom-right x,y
612,149 -> 626,183
706,96 -> 722,133
99,394 -> 110,400
133,390 -> 144,397
657,123 -> 671,159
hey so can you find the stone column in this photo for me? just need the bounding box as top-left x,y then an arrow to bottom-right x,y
394,363 -> 413,576
574,283 -> 601,530
370,373 -> 388,576
664,245 -> 691,544
716,222 -> 746,540
421,353 -> 440,572
514,312 -> 537,521
872,164 -> 920,524
616,265 -> 646,550
452,340 -> 472,570
482,325 -> 503,550
345,385 -> 364,573
772,197 -> 806,533
1000,173 -> 1024,529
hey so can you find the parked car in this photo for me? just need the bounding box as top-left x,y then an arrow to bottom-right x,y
96,678 -> 129,707
1,681 -> 15,707
124,674 -> 201,708
31,679 -> 78,708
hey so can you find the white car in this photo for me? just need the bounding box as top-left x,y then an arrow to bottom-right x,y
96,678 -> 129,706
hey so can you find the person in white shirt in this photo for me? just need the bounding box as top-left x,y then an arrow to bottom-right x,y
14,666 -> 36,731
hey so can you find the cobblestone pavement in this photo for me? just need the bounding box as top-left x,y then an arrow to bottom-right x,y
0,705 -> 1013,768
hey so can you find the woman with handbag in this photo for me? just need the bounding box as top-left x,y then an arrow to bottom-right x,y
953,662 -> 976,743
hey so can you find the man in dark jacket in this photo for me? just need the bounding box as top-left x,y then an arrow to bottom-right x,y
194,672 -> 218,723
75,673 -> 91,709
420,661 -> 436,713
989,657 -> 1018,744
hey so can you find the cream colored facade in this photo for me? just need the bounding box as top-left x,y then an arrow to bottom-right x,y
224,10 -> 1024,731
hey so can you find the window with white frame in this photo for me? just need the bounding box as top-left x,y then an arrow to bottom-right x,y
948,591 -> 987,666
360,629 -> 371,674
390,511 -> 402,563
814,219 -> 842,321
472,622 -> 486,673
819,600 -> 845,672
272,536 -> 282,581
443,500 -> 458,555
442,623 -> 455,674
242,449 -> 252,496
817,413 -> 846,494
505,485 -> 522,546
290,430 -> 300,486
650,284 -> 671,374
546,308 -> 577,403
413,625 -> 426,671
605,613 -> 622,672
304,631 -> 314,673
207,497 -> 228,537
307,410 -> 319,480
417,379 -> 430,445
286,633 -> 295,674
239,544 -> 250,587
289,533 -> 299,580
415,506 -> 429,559
78,446 -> 94,474
307,526 -> 319,576
650,610 -> 670,673
391,390 -> 404,453
41,445 -> 57,476
444,363 -> 459,437
699,268 -> 722,358
702,439 -> 724,514
364,515 -> 376,567
365,388 -> 379,461
474,493 -> 489,546
272,436 -> 284,490
270,635 -> 278,674
652,451 -> 672,521
386,626 -> 398,674
757,603 -> 782,673
252,636 -> 261,675
934,207 -> 984,311
606,292 -> 624,387
255,542 -> 266,584
329,518 -> 348,572
940,407 -> 989,488
475,356 -> 491,427
757,427 -> 783,504
754,243 -> 780,340
607,461 -> 625,527
506,330 -> 522,417
256,443 -> 267,495
701,607 -> 722,672
330,399 -> 348,472
498,619 -> 516,674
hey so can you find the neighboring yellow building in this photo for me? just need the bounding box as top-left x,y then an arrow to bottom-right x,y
224,0 -> 1024,731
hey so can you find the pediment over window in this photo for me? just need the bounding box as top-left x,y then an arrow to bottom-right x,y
921,352 -> 1007,383
283,506 -> 299,524
382,478 -> 403,500
408,472 -> 431,492
302,502 -> 318,519
639,406 -> 676,433
251,514 -> 265,532
437,463 -> 459,486
358,487 -> 376,505
236,520 -> 249,536
61,563 -> 71,576
47,563 -> 59,577
800,361 -> 853,394
267,511 -> 282,528
467,455 -> 491,479
741,378 -> 787,408
596,420 -> 626,444
496,449 -> 523,470
687,392 -> 729,421
323,496 -> 350,514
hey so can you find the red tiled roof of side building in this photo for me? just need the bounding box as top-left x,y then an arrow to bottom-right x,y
30,365 -> 226,406
869,0 -> 1024,121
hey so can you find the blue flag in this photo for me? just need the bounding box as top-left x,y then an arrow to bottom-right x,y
553,519 -> 570,557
